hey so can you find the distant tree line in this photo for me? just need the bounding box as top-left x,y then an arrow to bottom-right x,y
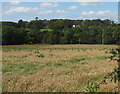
1,18 -> 120,45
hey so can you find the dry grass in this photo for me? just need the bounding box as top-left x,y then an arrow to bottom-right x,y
2,44 -> 118,92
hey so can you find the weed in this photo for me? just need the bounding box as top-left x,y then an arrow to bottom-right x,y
108,48 -> 120,82
45,62 -> 63,67
9,56 -> 17,58
22,55 -> 28,58
80,62 -> 87,65
34,51 -> 39,53
21,63 -> 39,74
70,57 -> 86,63
76,83 -> 81,89
54,63 -> 63,67
3,64 -> 16,74
45,62 -> 52,67
86,81 -> 99,93
49,54 -> 54,56
36,54 -> 44,57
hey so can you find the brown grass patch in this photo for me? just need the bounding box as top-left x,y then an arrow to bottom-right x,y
2,44 -> 118,92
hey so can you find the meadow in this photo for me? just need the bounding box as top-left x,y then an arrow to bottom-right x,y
2,44 -> 118,92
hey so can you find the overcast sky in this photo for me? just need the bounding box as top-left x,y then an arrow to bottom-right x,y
1,1 -> 118,22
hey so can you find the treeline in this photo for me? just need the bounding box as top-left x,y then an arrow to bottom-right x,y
2,18 -> 120,45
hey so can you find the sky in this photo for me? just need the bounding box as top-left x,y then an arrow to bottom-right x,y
1,1 -> 119,22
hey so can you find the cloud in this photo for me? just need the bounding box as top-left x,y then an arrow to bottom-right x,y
81,11 -> 95,15
80,10 -> 116,18
56,10 -> 67,14
1,0 -> 119,2
39,10 -> 53,15
68,6 -> 77,10
40,2 -> 59,8
80,2 -> 97,6
9,1 -> 21,5
77,0 -> 100,2
4,7 -> 38,14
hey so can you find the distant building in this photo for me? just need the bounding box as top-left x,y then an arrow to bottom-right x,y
72,25 -> 80,28
72,25 -> 76,28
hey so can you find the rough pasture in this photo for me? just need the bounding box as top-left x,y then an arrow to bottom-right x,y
2,44 -> 118,92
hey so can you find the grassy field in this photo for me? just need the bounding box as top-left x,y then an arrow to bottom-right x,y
2,44 -> 118,92
40,28 -> 53,32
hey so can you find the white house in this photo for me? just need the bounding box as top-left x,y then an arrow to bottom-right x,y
72,25 -> 80,28
72,25 -> 76,28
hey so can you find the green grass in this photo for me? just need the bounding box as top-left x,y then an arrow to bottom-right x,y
5,56 -> 18,58
95,56 -> 109,60
54,63 -> 63,67
75,81 -> 88,90
3,63 -> 40,75
3,55 -> 109,75
3,61 -> 66,75
70,57 -> 87,63
76,82 -> 81,89
40,28 -> 53,32
45,62 -> 63,67
45,62 -> 52,67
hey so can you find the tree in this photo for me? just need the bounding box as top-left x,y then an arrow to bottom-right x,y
2,26 -> 27,45
25,30 -> 42,44
2,19 -> 119,45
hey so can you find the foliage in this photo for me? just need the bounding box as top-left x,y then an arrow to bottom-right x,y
86,81 -> 99,93
2,18 -> 119,45
109,48 -> 120,82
